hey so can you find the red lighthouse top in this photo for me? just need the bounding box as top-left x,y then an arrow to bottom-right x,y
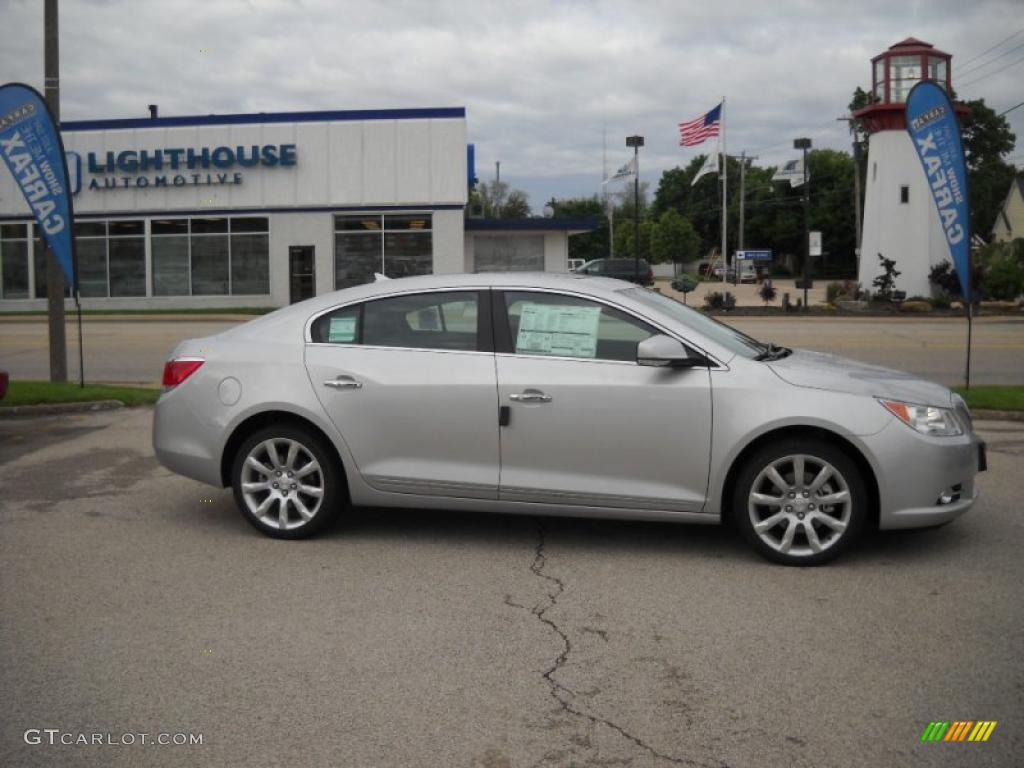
853,38 -> 966,132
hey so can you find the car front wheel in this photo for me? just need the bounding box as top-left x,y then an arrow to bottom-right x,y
231,425 -> 343,539
733,438 -> 866,565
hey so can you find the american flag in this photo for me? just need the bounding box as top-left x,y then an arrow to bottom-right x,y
678,103 -> 722,147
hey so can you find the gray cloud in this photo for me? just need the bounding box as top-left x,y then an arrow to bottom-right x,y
2,0 -> 1020,210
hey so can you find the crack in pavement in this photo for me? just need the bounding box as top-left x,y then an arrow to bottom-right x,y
522,519 -> 727,768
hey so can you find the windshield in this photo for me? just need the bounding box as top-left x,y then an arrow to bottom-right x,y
620,287 -> 765,359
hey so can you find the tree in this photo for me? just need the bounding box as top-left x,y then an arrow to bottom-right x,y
551,195 -> 609,263
471,179 -> 531,218
650,209 -> 701,264
612,217 -> 654,261
959,98 -> 1017,238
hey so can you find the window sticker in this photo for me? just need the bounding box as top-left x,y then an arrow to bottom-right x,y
328,315 -> 357,343
515,303 -> 601,358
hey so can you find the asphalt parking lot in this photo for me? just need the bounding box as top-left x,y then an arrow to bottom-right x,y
1,407 -> 1021,767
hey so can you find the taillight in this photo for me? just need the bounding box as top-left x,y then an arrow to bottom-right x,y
162,358 -> 204,388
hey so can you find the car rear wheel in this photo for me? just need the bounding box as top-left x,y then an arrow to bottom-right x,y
733,438 -> 866,565
231,425 -> 343,539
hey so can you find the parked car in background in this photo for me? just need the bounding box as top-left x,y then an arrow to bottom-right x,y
154,272 -> 984,566
573,258 -> 654,286
711,264 -> 757,283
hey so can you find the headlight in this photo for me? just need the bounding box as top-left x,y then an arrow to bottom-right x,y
879,399 -> 963,436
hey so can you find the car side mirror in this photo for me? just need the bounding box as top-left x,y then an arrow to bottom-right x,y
637,335 -> 702,368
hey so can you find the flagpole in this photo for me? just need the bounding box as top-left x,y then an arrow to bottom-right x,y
720,97 -> 727,285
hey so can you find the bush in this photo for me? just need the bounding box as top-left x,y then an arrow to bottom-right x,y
981,241 -> 1024,300
704,291 -> 736,310
759,281 -> 778,305
872,253 -> 901,302
931,292 -> 952,310
826,281 -> 844,303
899,300 -> 933,313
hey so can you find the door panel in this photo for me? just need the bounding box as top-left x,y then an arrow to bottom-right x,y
306,346 -> 499,499
494,290 -> 712,512
496,356 -> 712,511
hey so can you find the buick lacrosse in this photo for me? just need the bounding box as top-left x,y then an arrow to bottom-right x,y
153,272 -> 984,565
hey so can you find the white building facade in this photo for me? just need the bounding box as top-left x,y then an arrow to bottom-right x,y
0,107 -> 470,309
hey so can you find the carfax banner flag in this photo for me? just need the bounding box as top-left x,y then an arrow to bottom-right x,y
905,81 -> 970,299
0,82 -> 77,290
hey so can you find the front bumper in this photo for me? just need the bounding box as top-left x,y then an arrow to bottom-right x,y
863,419 -> 983,531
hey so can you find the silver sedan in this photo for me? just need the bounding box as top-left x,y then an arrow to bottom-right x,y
153,272 -> 984,565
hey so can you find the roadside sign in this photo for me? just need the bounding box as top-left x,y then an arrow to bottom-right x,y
736,249 -> 772,261
809,232 -> 822,256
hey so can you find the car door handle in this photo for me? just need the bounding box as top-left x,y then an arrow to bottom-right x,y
509,390 -> 552,403
323,375 -> 362,390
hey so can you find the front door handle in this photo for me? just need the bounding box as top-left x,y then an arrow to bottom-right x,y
324,375 -> 362,390
509,389 -> 552,403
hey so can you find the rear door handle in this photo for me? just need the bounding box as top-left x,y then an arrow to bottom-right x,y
509,389 -> 552,403
324,375 -> 362,390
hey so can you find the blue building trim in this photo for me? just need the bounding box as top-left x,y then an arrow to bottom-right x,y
465,217 -> 597,232
0,204 -> 465,222
60,107 -> 466,132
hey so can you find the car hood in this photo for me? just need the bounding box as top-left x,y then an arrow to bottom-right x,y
767,349 -> 954,406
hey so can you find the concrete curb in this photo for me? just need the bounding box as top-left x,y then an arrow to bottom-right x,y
0,400 -> 126,418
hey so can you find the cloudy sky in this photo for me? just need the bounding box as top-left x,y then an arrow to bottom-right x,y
2,0 -> 1021,211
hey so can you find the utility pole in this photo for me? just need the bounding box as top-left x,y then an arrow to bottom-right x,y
44,0 -> 67,382
737,151 -> 758,251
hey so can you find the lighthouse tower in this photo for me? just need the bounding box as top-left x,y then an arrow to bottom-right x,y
855,38 -> 968,298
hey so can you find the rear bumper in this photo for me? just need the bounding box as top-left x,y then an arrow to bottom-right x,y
152,390 -> 223,487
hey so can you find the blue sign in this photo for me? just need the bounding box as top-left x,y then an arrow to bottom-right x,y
905,81 -> 970,299
0,83 -> 76,289
736,249 -> 772,261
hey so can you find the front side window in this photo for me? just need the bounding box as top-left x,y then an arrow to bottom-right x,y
503,291 -> 656,362
311,291 -> 479,352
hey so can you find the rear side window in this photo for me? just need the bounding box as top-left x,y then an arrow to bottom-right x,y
311,291 -> 481,351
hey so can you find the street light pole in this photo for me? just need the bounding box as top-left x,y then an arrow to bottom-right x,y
626,135 -> 644,283
794,137 -> 812,311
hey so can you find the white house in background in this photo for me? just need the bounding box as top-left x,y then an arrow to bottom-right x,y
992,177 -> 1024,243
855,38 -> 969,297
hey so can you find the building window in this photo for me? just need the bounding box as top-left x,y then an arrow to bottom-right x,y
32,220 -> 146,298
152,217 -> 269,296
0,223 -> 30,299
334,213 -> 432,289
473,235 -> 544,272
900,185 -> 909,204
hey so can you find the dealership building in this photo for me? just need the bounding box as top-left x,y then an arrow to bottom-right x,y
0,106 -> 591,309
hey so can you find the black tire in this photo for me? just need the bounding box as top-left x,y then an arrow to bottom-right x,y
231,424 -> 344,539
732,438 -> 867,566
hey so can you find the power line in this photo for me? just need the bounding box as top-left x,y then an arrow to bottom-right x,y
998,101 -> 1024,117
958,40 -> 1024,78
957,27 -> 1024,70
959,51 -> 1024,88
